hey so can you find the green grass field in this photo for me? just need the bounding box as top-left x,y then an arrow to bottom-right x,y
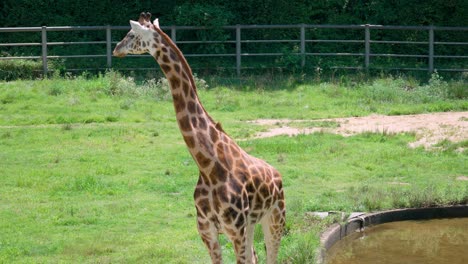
1,72 -> 467,263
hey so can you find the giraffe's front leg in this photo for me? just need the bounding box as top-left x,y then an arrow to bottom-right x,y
224,223 -> 257,264
197,216 -> 222,264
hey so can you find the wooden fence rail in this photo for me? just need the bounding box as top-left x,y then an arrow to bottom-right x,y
0,24 -> 467,76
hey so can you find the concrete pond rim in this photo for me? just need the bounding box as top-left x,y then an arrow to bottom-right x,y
316,205 -> 468,264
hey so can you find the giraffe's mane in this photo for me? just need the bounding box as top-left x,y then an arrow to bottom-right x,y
152,26 -> 217,125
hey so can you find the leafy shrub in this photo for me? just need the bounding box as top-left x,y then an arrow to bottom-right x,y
0,59 -> 42,81
414,71 -> 449,102
103,70 -> 208,100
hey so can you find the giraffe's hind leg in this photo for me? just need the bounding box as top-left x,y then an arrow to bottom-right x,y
261,202 -> 286,264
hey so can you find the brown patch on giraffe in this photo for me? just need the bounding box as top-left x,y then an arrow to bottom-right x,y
170,49 -> 179,62
245,182 -> 255,193
178,115 -> 192,132
210,162 -> 227,183
197,219 -> 209,230
196,152 -> 212,168
153,33 -> 160,42
161,37 -> 169,47
232,196 -> 243,211
212,188 -> 221,213
230,145 -> 241,158
197,134 -> 215,157
172,93 -> 186,113
198,117 -> 208,130
183,135 -> 195,149
174,64 -> 181,73
224,220 -> 237,233
259,183 -> 270,197
217,185 -> 229,203
235,213 -> 246,229
229,178 -> 243,194
187,101 -> 196,113
216,142 -> 231,166
191,117 -> 198,128
169,76 -> 181,89
160,64 -> 171,74
253,176 -> 262,190
253,197 -> 264,210
196,103 -> 204,114
190,89 -> 197,100
162,54 -> 170,63
197,198 -> 211,218
209,126 -> 219,143
182,81 -> 190,96
199,171 -> 211,186
264,197 -> 273,208
194,185 -> 209,197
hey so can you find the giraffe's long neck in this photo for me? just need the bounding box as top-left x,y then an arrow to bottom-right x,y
150,28 -> 236,171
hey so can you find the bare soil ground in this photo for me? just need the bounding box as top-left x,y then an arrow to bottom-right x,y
250,112 -> 468,149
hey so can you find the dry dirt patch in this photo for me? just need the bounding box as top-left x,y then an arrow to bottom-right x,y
250,112 -> 468,149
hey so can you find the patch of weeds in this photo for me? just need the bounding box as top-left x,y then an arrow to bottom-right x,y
68,96 -> 81,106
105,115 -> 119,122
433,139 -> 467,153
95,165 -> 125,176
104,70 -> 138,96
1,131 -> 12,139
360,77 -> 407,104
288,120 -> 339,129
447,80 -> 468,99
83,116 -> 104,124
48,85 -> 63,96
280,230 -> 319,264
413,71 -> 449,103
61,123 -> 73,131
1,93 -> 15,104
70,175 -> 104,192
213,87 -> 240,112
120,99 -> 134,110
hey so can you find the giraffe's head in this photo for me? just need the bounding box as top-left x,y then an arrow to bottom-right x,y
113,12 -> 159,57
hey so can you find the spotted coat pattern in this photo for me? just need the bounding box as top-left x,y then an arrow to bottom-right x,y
113,12 -> 285,264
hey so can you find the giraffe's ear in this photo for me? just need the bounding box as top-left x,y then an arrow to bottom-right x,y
153,18 -> 160,29
130,20 -> 146,33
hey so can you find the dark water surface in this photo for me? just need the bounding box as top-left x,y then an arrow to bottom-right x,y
326,218 -> 468,264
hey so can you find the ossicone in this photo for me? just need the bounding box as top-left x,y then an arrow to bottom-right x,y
138,12 -> 152,25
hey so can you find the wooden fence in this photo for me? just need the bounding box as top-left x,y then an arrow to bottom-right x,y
0,24 -> 467,76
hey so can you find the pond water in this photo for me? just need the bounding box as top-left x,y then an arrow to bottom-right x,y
326,218 -> 468,264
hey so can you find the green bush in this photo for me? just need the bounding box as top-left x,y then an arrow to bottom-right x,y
0,59 -> 43,81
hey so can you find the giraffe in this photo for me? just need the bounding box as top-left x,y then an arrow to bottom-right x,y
113,12 -> 285,264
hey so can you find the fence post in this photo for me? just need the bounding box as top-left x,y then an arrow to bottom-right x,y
364,24 -> 370,70
106,25 -> 112,68
41,26 -> 48,76
171,25 -> 176,42
236,25 -> 241,76
300,24 -> 306,68
428,26 -> 434,73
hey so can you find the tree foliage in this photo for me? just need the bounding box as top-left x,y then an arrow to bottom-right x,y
0,0 -> 466,74
1,0 -> 466,27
